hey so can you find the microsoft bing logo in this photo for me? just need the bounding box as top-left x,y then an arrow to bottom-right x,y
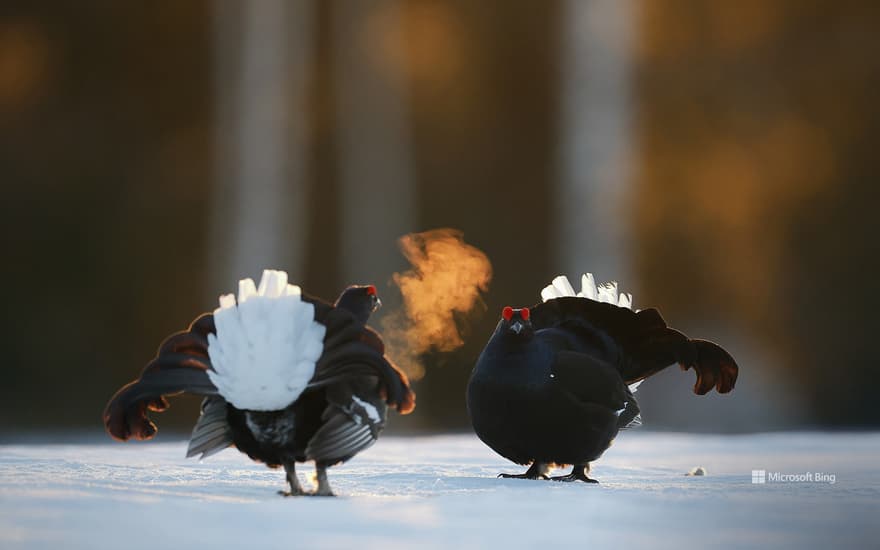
751,469 -> 836,485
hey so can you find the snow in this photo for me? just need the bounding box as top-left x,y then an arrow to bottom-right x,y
1,432 -> 878,549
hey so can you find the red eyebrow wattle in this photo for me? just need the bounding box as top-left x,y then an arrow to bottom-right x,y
502,306 -> 514,321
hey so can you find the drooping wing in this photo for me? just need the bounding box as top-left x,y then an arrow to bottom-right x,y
551,350 -> 628,411
103,314 -> 219,441
551,350 -> 641,429
306,305 -> 415,414
531,297 -> 738,395
305,382 -> 386,466
186,396 -> 234,459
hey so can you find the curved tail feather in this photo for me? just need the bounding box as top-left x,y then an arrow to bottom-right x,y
103,346 -> 218,441
628,310 -> 738,395
103,316 -> 219,441
686,339 -> 739,395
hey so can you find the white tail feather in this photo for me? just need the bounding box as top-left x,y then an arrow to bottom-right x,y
553,275 -> 577,297
540,273 -> 634,311
597,281 -> 618,304
580,273 -> 597,300
540,286 -> 561,302
207,269 -> 326,411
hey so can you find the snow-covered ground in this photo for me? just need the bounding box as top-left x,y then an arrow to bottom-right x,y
1,432 -> 878,549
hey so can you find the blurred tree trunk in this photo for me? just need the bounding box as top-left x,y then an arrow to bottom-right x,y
332,0 -> 417,290
210,0 -> 313,294
555,0 -> 634,284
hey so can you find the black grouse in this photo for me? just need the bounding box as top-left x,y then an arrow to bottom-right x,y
104,269 -> 415,496
467,273 -> 738,483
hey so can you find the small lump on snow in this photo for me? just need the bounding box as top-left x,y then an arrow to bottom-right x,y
686,466 -> 707,476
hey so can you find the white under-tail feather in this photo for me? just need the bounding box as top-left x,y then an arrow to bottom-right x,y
541,272 -> 639,393
540,272 -> 633,310
207,269 -> 326,411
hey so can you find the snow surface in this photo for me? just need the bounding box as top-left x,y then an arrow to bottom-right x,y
1,432 -> 878,549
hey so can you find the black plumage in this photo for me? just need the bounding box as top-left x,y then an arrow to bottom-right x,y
467,292 -> 738,483
104,283 -> 414,496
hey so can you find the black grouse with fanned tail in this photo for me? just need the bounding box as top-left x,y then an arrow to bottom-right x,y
467,274 -> 738,483
104,270 -> 415,497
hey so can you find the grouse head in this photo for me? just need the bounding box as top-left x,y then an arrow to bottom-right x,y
335,284 -> 381,324
500,306 -> 533,338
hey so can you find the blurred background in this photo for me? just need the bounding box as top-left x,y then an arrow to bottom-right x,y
1,0 -> 878,439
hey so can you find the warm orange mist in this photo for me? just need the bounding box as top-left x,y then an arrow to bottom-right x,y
381,228 -> 492,380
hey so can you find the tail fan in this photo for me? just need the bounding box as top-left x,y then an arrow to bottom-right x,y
541,274 -> 633,309
533,273 -> 738,396
207,269 -> 327,411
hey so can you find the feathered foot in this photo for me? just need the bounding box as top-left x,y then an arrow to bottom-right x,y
312,465 -> 335,497
498,462 -> 550,480
550,464 -> 598,483
278,459 -> 307,497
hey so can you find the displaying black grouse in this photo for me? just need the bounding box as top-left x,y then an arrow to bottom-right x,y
467,274 -> 738,483
104,269 -> 415,496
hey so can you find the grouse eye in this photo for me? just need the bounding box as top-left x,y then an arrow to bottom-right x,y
366,285 -> 377,296
502,306 -> 514,321
520,307 -> 530,321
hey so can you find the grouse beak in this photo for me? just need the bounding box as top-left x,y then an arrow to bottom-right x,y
509,321 -> 524,334
372,296 -> 382,311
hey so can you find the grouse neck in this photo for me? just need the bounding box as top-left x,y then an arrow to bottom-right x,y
477,328 -> 554,382
500,328 -> 534,346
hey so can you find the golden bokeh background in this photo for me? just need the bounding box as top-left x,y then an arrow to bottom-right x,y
1,1 -> 877,437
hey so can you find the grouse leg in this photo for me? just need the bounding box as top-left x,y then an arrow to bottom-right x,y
498,461 -> 550,480
311,464 -> 335,497
278,458 -> 307,497
550,463 -> 598,483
